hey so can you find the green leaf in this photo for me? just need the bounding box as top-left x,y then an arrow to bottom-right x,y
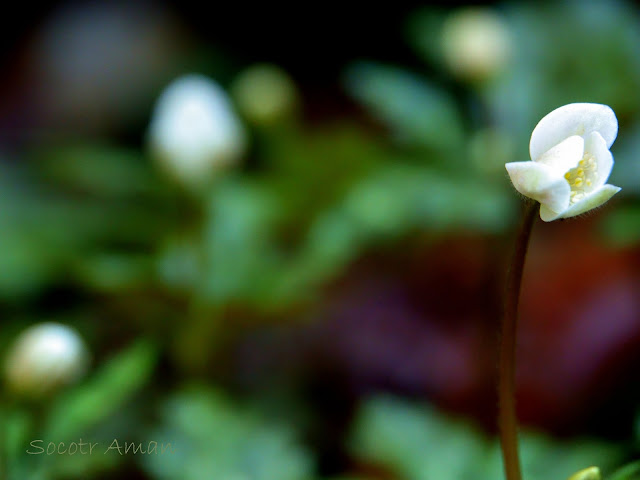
43,341 -> 157,440
609,461 -> 640,480
72,253 -> 152,292
32,144 -> 161,198
341,164 -> 515,237
200,177 -> 282,304
141,385 -> 314,480
349,395 -> 623,480
343,62 -> 464,152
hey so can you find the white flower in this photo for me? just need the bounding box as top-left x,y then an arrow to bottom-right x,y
505,103 -> 621,221
148,74 -> 246,187
4,323 -> 89,396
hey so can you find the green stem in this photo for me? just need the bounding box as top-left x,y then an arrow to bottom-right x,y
499,200 -> 537,480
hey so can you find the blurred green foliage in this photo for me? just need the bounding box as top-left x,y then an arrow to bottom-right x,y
349,396 -> 624,480
142,386 -> 314,480
609,462 -> 640,480
2,341 -> 157,479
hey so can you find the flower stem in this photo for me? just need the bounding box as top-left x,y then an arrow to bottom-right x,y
499,200 -> 537,480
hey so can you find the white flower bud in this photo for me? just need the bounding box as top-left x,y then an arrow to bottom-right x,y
148,74 -> 247,187
231,64 -> 299,125
4,323 -> 89,397
441,8 -> 511,82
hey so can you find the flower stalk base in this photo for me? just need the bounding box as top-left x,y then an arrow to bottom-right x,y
499,200 -> 537,480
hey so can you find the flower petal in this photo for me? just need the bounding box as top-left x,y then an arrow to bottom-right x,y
505,161 -> 570,214
539,204 -> 562,222
529,103 -> 618,161
560,184 -> 621,219
535,135 -> 584,174
584,131 -> 613,189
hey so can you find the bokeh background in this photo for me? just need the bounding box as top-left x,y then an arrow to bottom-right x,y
1,1 -> 640,479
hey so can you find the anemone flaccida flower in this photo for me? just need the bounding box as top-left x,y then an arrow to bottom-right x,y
506,103 -> 621,221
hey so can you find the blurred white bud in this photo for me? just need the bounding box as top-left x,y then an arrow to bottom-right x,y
4,323 -> 89,397
441,8 -> 511,82
148,74 -> 247,187
231,64 -> 299,125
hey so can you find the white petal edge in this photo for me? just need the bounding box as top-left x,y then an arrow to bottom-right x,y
539,204 -> 562,222
560,184 -> 621,219
535,135 -> 584,174
584,131 -> 614,190
530,103 -> 618,161
505,161 -> 570,214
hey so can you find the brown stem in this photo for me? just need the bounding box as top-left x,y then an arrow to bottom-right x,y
499,200 -> 537,480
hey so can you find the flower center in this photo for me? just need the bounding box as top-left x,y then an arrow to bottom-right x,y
564,154 -> 598,204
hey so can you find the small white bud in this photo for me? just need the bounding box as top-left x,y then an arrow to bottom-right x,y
231,64 -> 299,125
148,74 -> 247,187
4,323 -> 89,397
441,8 -> 511,82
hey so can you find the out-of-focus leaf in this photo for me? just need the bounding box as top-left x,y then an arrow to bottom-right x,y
156,235 -> 201,292
0,159 -> 170,299
141,385 -> 314,480
2,408 -> 32,480
43,341 -> 157,440
291,210 -> 361,288
260,123 -> 383,219
32,144 -> 162,198
72,253 -> 152,292
0,231 -> 59,297
5,342 -> 156,480
0,165 -> 66,297
512,435 -> 622,480
344,62 -> 464,152
200,176 -> 283,304
349,395 -> 489,480
42,448 -> 119,480
349,395 -> 623,480
609,461 -> 640,480
341,164 -> 515,236
566,466 -> 601,480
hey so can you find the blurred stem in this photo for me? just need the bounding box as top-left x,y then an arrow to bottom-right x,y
499,200 -> 537,480
173,182 -> 226,375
